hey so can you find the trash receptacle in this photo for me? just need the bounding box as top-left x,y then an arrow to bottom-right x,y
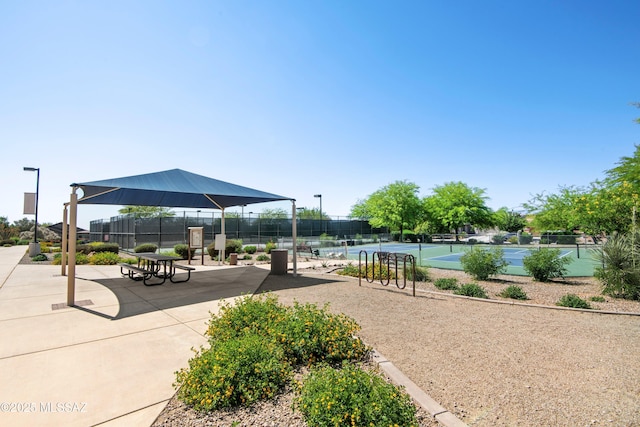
270,249 -> 288,275
229,253 -> 238,265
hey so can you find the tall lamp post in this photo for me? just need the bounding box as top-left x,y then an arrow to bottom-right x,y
23,167 -> 40,256
314,194 -> 322,233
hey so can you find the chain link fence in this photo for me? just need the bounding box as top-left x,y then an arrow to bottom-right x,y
90,212 -> 389,250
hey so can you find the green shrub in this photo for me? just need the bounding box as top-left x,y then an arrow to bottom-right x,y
173,244 -> 191,259
175,333 -> 291,411
337,263 -> 360,277
134,243 -> 157,253
522,248 -> 572,282
207,240 -> 244,259
31,253 -> 48,262
89,251 -> 121,265
590,295 -> 606,302
265,241 -> 276,254
492,234 -> 506,244
498,285 -> 529,300
242,254 -> 252,260
256,254 -> 270,262
556,294 -> 592,309
90,243 -> 120,254
338,262 -> 394,281
206,294 -> 368,366
454,283 -> 489,298
295,362 -> 418,427
52,252 -> 90,265
459,246 -> 508,280
403,265 -> 429,282
433,277 -> 459,290
244,245 -> 257,254
519,232 -> 533,244
277,301 -> 368,366
0,239 -> 14,246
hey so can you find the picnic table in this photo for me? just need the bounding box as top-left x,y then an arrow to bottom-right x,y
119,252 -> 195,286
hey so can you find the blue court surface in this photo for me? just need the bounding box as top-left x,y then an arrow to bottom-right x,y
426,247 -> 573,267
337,242 -> 594,276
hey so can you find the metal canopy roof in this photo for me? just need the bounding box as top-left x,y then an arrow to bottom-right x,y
72,168 -> 292,210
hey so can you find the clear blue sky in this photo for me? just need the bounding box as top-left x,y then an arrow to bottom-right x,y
2,0 -> 639,229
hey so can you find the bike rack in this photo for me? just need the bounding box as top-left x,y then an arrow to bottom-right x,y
358,250 -> 416,296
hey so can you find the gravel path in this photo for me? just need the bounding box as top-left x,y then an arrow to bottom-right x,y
153,265 -> 640,426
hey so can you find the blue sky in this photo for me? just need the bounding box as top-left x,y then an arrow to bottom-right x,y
2,0 -> 639,229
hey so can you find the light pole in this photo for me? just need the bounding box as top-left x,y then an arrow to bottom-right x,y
23,167 -> 40,252
314,194 -> 322,233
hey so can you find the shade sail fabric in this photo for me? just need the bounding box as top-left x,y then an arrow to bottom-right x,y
72,169 -> 292,209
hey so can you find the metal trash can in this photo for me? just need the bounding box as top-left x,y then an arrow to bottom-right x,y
229,253 -> 238,265
270,249 -> 288,275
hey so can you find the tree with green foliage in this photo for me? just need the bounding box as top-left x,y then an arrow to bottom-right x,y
524,186 -> 585,233
350,181 -> 422,237
260,208 -> 289,220
423,181 -> 494,240
494,208 -> 527,232
296,207 -> 328,220
12,217 -> 35,232
118,206 -> 175,218
605,144 -> 640,189
0,216 -> 17,240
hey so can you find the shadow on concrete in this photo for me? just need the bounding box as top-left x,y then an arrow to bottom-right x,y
77,266 -> 269,320
255,272 -> 346,294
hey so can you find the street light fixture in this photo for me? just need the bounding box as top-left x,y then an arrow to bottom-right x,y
314,194 -> 322,219
23,167 -> 40,245
314,194 -> 323,233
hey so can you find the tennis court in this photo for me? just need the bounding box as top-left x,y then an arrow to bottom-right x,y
339,242 -> 598,277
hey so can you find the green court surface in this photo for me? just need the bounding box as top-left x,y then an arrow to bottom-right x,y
341,242 -> 599,277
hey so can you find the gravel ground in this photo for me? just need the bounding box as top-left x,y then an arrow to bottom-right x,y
153,262 -> 640,427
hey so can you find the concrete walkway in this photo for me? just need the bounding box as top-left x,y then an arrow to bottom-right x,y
0,246 -> 269,427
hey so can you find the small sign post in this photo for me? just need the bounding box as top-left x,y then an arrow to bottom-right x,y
188,227 -> 204,265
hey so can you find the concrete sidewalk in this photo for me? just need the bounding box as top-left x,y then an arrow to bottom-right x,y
0,246 -> 269,427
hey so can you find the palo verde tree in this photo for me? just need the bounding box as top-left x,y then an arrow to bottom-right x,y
118,206 -> 175,218
423,181 -> 494,240
350,180 -> 422,238
523,186 -> 585,233
493,207 -> 527,233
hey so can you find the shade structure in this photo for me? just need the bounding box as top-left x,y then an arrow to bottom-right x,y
73,168 -> 292,209
64,169 -> 299,307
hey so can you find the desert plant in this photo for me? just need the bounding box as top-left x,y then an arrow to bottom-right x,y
454,283 -> 489,298
256,254 -> 270,262
498,285 -> 529,300
173,244 -> 190,259
556,294 -> 592,309
590,295 -> 606,302
175,333 -> 292,411
52,252 -> 90,265
295,362 -> 418,427
403,265 -> 430,282
244,245 -> 257,254
337,263 -> 360,277
89,242 -> 120,254
459,246 -> 508,280
265,241 -> 276,254
31,253 -> 48,262
592,232 -> 640,300
523,248 -> 572,282
89,251 -> 120,265
433,277 -> 459,290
